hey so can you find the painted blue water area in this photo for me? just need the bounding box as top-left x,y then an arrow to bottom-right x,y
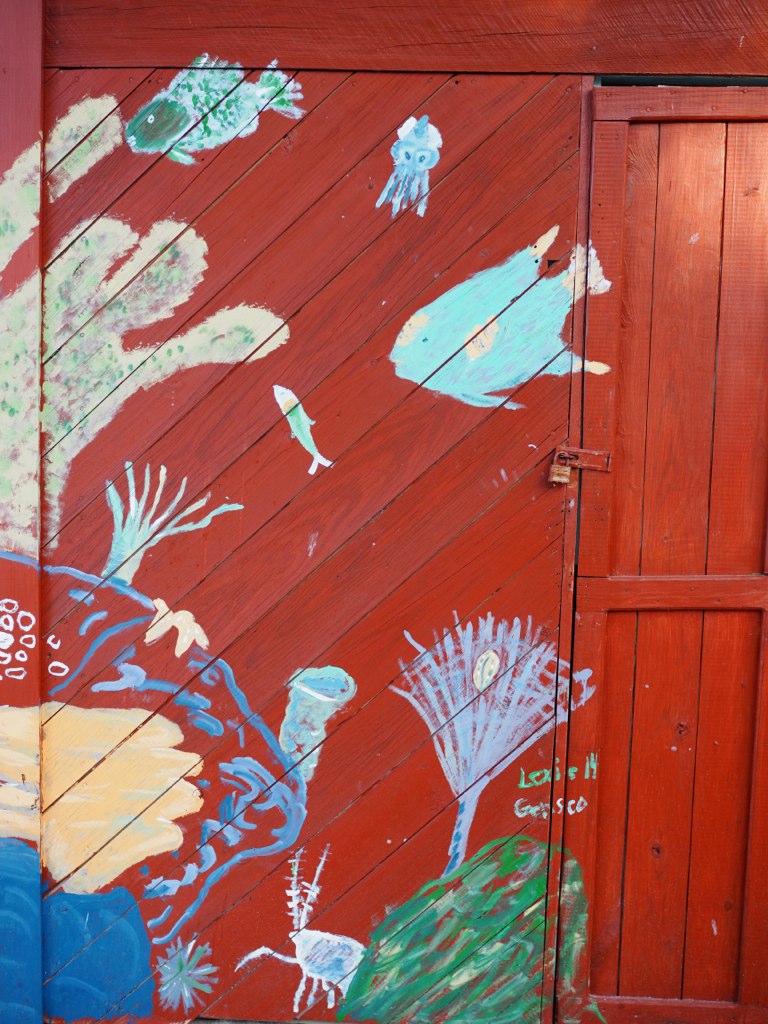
390,240 -> 574,407
0,839 -> 42,1024
43,886 -> 154,1021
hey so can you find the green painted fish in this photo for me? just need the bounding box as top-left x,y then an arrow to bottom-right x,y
273,385 -> 333,475
126,55 -> 303,164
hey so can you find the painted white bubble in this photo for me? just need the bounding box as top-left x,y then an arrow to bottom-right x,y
0,652 -> 10,665
17,611 -> 35,631
0,614 -> 13,632
20,634 -> 35,648
0,599 -> 19,614
48,661 -> 69,677
47,635 -> 61,650
0,632 -> 13,651
15,650 -> 27,662
6,666 -> 26,680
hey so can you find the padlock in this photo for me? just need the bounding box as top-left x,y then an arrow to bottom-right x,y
548,456 -> 572,485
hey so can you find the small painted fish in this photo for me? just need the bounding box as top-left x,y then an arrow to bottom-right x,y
273,385 -> 333,475
390,227 -> 611,408
126,55 -> 303,164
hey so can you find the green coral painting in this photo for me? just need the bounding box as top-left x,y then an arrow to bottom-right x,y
341,835 -> 604,1024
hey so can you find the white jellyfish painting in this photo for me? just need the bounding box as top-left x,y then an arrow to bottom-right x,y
376,114 -> 443,218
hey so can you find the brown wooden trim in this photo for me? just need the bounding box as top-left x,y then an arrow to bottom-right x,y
595,994 -> 768,1023
44,0 -> 768,74
547,74 -> 593,1022
579,576 -> 768,611
595,87 -> 768,123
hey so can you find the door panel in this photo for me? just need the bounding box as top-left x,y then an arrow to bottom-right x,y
0,58 -> 596,1023
564,99 -> 768,1022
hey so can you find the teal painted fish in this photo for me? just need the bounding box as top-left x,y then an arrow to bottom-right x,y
126,56 -> 303,164
273,385 -> 333,475
390,227 -> 611,408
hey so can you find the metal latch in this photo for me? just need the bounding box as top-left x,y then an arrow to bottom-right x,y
548,446 -> 611,485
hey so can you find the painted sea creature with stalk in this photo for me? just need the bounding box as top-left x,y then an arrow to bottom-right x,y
236,845 -> 365,1015
393,612 -> 595,874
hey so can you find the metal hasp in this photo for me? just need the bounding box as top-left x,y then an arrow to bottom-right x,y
548,446 -> 611,484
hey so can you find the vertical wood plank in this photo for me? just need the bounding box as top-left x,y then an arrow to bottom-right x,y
589,612 -> 638,994
640,122 -> 724,577
707,123 -> 768,576
548,74 -> 590,1024
577,120 -> 627,577
606,123 -> 657,576
683,611 -> 760,1001
619,612 -> 702,997
0,1 -> 44,1020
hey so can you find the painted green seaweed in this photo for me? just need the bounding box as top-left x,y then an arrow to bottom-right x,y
340,835 -> 603,1024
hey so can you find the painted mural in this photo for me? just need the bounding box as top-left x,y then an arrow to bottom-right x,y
0,65 -> 609,1024
126,56 -> 304,163
237,845 -> 366,1014
389,229 -> 610,407
393,613 -> 595,873
274,385 -> 335,474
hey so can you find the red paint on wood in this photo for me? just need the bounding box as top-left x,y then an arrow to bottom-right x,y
44,0 -> 768,76
573,95 -> 768,1022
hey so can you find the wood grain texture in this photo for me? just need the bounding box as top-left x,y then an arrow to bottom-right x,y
620,611 -> 703,997
574,106 -> 768,1021
594,995 -> 768,1024
579,576 -> 768,611
639,122 -> 724,577
44,0 -> 768,74
707,124 -> 768,576
684,612 -> 759,1001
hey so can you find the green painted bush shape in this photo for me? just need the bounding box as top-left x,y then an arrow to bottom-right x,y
340,835 -> 603,1024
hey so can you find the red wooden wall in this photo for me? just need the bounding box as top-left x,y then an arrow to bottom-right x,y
3,4 -> 768,1024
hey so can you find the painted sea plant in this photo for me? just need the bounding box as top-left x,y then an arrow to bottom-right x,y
393,613 -> 595,874
340,835 -> 603,1024
0,97 -> 292,558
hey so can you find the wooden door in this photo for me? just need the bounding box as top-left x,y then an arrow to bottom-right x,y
562,88 -> 768,1023
0,20 -> 608,1021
